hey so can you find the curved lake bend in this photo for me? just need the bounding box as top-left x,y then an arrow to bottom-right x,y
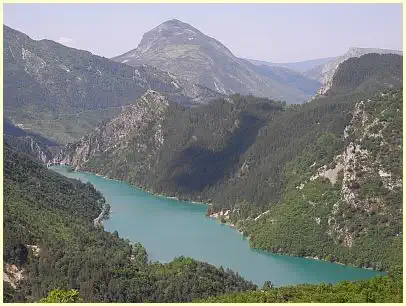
51,166 -> 385,286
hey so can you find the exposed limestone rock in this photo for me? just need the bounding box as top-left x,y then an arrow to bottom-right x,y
254,210 -> 270,221
326,93 -> 402,248
3,264 -> 24,289
310,155 -> 344,185
53,90 -> 170,171
26,245 -> 40,257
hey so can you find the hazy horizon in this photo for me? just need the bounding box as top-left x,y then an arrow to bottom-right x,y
4,3 -> 403,63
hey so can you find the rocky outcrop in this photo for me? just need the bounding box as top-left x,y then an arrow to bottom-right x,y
3,264 -> 24,289
4,135 -> 53,163
93,203 -> 111,228
326,91 -> 402,247
54,90 -> 171,172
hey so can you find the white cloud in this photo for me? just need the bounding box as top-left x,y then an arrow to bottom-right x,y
56,37 -> 74,45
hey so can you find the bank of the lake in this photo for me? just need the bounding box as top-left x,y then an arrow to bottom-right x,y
50,166 -> 385,287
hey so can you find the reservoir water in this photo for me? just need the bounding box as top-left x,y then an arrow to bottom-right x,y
51,166 -> 384,287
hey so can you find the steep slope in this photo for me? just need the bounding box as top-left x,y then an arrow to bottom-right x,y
54,53 -> 402,272
112,19 -> 318,104
3,119 -> 58,163
53,90 -> 181,181
324,53 -> 403,96
4,135 -> 53,163
57,53 -> 401,206
304,47 -> 402,95
53,92 -> 287,202
3,144 -> 256,302
3,25 -> 220,144
3,119 -> 58,147
240,88 -> 402,271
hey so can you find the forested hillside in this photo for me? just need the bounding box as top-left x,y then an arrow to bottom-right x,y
3,145 -> 256,302
54,53 -> 402,272
197,266 -> 403,303
4,119 -> 58,163
304,48 -> 402,96
6,145 -> 402,303
237,88 -> 402,271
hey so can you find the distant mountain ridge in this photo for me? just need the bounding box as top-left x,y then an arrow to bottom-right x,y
112,19 -> 320,104
3,24 -> 220,144
248,47 -> 402,100
246,57 -> 336,73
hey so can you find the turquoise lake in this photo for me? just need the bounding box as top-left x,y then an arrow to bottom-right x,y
51,166 -> 385,287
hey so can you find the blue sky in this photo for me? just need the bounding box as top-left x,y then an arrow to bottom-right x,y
4,3 -> 403,62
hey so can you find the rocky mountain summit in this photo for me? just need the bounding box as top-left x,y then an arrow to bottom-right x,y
113,19 -> 319,104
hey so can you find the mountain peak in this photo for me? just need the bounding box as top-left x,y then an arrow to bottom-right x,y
160,18 -> 190,27
142,19 -> 200,42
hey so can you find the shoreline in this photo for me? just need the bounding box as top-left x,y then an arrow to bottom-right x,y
89,168 -> 209,207
50,164 -> 210,207
206,211 -> 385,273
49,164 -> 387,275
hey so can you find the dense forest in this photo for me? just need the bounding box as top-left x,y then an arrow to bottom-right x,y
236,88 -> 403,271
3,145 -> 256,302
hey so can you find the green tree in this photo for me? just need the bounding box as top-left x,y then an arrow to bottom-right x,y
39,289 -> 83,303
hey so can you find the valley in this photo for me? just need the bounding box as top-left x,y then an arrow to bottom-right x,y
50,165 -> 385,287
3,7 -> 403,303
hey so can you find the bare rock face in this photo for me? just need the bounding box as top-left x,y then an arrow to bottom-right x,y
327,91 -> 402,248
112,19 -> 315,104
4,135 -> 54,164
54,90 -> 171,173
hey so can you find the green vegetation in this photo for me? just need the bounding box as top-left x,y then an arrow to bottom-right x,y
6,107 -> 123,145
196,266 -> 403,303
3,145 -> 256,302
329,53 -> 403,95
234,89 -> 403,271
61,54 -> 402,274
39,289 -> 83,303
4,25 -> 219,144
3,26 -> 402,303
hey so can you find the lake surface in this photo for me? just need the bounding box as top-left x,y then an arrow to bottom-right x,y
51,166 -> 385,287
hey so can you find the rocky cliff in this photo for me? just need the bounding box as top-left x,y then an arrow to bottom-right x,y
53,90 -> 173,181
238,88 -> 402,270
